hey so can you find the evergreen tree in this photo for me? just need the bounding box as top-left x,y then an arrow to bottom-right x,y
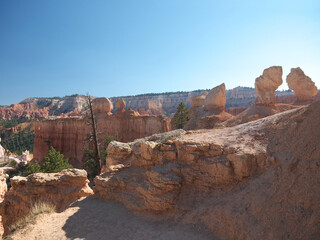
25,146 -> 73,176
173,102 -> 189,129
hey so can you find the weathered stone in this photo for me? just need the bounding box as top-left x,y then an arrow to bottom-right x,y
204,83 -> 226,111
92,97 -> 113,114
190,93 -> 207,108
141,141 -> 157,160
255,66 -> 283,104
185,83 -> 232,130
286,67 -> 318,101
0,169 -> 92,236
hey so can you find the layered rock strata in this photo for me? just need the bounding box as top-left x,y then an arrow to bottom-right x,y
33,98 -> 170,167
286,67 -> 318,101
0,169 -> 92,236
94,101 -> 320,240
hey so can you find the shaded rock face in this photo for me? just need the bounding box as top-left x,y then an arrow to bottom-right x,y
286,67 -> 318,101
185,83 -> 232,130
204,83 -> 226,111
255,66 -> 283,105
94,102 -> 320,240
0,169 -> 92,236
33,109 -> 170,168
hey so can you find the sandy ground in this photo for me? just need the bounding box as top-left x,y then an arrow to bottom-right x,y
10,196 -> 214,240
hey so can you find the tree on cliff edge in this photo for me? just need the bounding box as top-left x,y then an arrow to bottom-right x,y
173,102 -> 189,129
85,94 -> 102,175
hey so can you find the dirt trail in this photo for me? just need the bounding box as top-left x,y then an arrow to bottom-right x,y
10,196 -> 215,240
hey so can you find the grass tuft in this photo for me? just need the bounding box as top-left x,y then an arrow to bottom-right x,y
9,202 -> 56,233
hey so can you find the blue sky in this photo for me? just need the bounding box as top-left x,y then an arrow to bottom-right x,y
0,0 -> 319,105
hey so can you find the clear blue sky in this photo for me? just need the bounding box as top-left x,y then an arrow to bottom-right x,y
0,0 -> 319,105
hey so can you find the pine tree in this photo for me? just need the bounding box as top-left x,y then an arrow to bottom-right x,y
25,146 -> 73,176
173,102 -> 189,129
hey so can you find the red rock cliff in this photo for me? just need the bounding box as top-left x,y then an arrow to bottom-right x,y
34,107 -> 170,168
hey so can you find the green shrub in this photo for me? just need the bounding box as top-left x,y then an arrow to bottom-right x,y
25,147 -> 73,176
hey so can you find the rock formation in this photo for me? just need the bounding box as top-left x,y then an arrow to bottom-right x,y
0,171 -> 7,237
115,98 -> 126,111
94,101 -> 320,240
92,97 -> 113,114
0,169 -> 93,236
204,83 -> 226,111
223,66 -> 300,126
255,66 -> 283,105
286,67 -> 318,101
0,142 -> 4,158
0,103 -> 50,120
184,83 -> 232,130
33,107 -> 170,167
0,171 -> 7,203
19,150 -> 32,162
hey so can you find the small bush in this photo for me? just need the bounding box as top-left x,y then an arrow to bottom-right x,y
9,202 -> 56,233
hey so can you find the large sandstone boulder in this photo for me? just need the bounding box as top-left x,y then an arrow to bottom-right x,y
286,67 -> 318,101
92,97 -> 113,114
204,83 -> 226,111
0,169 -> 93,236
255,66 -> 283,105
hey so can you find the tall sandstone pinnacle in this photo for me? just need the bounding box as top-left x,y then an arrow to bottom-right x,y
286,67 -> 318,101
204,83 -> 226,111
255,66 -> 283,105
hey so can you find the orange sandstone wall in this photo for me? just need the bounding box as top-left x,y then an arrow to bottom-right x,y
33,110 -> 170,168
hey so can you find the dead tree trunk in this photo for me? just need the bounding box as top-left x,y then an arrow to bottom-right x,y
86,94 -> 101,175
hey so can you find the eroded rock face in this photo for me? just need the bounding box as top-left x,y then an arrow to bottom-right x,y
0,169 -> 92,236
204,83 -> 226,111
255,66 -> 283,105
33,110 -> 170,167
94,127 -> 273,212
92,97 -> 113,114
185,84 -> 232,130
94,102 -> 320,240
286,67 -> 318,101
0,103 -> 50,120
